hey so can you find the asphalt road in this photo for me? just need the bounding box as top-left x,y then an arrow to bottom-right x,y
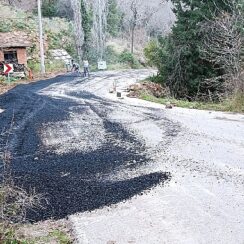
0,70 -> 244,243
0,70 -> 171,222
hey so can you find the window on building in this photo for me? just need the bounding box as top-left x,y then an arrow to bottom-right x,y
4,50 -> 17,63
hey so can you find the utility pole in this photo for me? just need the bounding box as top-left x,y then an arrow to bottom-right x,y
37,0 -> 46,74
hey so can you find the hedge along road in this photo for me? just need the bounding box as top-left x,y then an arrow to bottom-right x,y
1,70 -> 244,244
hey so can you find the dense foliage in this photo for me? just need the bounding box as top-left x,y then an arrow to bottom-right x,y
107,0 -> 123,37
41,0 -> 58,17
80,0 -> 93,59
145,0 -> 243,101
119,50 -> 140,68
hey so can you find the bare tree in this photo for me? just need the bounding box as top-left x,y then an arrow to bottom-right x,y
71,0 -> 84,62
130,0 -> 165,53
200,5 -> 243,95
118,0 -> 167,54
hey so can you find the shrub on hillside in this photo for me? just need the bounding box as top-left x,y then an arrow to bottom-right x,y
119,50 -> 140,69
105,46 -> 120,64
41,0 -> 58,17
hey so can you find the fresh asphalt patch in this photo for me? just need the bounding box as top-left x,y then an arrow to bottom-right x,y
0,75 -> 171,222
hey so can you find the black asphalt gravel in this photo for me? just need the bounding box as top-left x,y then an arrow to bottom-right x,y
0,74 -> 172,222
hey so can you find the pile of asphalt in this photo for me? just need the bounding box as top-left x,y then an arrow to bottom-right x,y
0,76 -> 171,222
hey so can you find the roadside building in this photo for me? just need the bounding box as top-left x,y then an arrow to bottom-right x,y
0,31 -> 31,74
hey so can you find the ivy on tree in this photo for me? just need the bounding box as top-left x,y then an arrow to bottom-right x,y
80,0 -> 93,59
107,0 -> 123,37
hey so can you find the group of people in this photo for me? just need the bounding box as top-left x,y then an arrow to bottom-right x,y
67,59 -> 90,77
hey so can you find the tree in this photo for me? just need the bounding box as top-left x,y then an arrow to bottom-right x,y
152,0 -> 241,100
56,0 -> 73,19
200,3 -> 244,95
80,0 -> 93,59
71,0 -> 84,61
126,0 -> 161,54
41,0 -> 58,17
107,0 -> 122,37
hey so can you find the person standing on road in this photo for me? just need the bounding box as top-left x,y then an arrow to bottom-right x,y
83,60 -> 90,77
65,60 -> 71,72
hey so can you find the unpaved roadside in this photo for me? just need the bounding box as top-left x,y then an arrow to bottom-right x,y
0,70 -> 67,95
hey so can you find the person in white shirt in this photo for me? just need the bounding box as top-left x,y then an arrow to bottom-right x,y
83,60 -> 90,77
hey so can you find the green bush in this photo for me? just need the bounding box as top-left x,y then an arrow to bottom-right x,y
14,21 -> 27,30
28,60 -> 65,74
0,21 -> 12,32
148,74 -> 165,84
46,27 -> 76,58
46,60 -> 65,73
42,0 -> 58,17
144,37 -> 171,85
0,76 -> 5,84
107,0 -> 123,37
119,51 -> 140,69
28,60 -> 41,74
227,92 -> 244,112
144,0 -> 241,101
144,40 -> 159,67
105,46 -> 120,64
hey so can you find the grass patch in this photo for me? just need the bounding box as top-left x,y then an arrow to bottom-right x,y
28,60 -> 66,75
226,92 -> 244,113
107,63 -> 132,70
140,92 -> 244,113
0,223 -> 72,244
46,60 -> 66,73
0,75 -> 20,85
49,230 -> 71,244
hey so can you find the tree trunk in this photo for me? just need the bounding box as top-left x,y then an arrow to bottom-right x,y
131,26 -> 135,54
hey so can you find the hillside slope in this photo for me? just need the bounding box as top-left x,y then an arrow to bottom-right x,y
1,0 -> 37,11
0,2 -> 76,71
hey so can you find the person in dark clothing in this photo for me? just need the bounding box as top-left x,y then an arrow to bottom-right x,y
71,59 -> 80,73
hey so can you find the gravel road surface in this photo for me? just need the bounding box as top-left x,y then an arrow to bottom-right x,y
0,70 -> 244,244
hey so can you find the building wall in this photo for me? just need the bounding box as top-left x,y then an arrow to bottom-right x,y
0,48 -> 27,65
17,48 -> 27,65
0,50 -> 4,62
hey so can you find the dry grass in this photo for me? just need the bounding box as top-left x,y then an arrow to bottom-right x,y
140,92 -> 244,113
1,219 -> 73,244
226,92 -> 244,113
